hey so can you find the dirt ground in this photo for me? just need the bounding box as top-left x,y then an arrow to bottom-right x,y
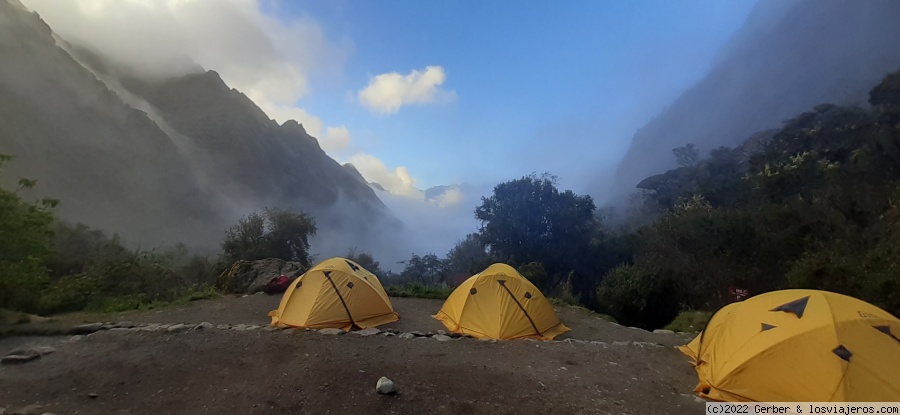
0,295 -> 706,415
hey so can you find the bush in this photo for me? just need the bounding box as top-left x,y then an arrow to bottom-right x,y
595,265 -> 682,330
664,310 -> 712,333
384,282 -> 454,299
220,207 -> 317,269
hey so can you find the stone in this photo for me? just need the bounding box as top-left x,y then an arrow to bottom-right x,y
8,404 -> 43,415
317,328 -> 345,336
88,393 -> 99,399
34,346 -> 55,355
215,258 -> 305,294
67,335 -> 85,343
375,377 -> 396,395
381,332 -> 395,337
433,334 -> 452,342
244,325 -> 260,331
408,331 -> 426,337
166,324 -> 188,332
653,329 -> 675,335
590,341 -> 608,347
397,333 -> 415,339
437,329 -> 447,336
1,350 -> 40,365
195,322 -> 214,330
69,322 -> 104,335
612,341 -> 630,347
263,325 -> 279,331
283,328 -> 297,334
353,327 -> 381,336
110,328 -> 131,332
216,324 -> 230,330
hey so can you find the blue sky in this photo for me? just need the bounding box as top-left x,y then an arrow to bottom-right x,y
261,0 -> 758,195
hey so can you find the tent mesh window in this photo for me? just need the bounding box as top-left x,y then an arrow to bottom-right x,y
769,296 -> 810,318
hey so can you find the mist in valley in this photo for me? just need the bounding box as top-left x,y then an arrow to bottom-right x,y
4,0 -> 900,279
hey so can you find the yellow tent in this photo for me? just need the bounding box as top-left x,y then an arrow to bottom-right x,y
432,263 -> 570,340
679,289 -> 900,402
268,257 -> 399,331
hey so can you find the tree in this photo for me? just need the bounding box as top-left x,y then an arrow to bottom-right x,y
399,253 -> 445,284
474,173 -> 596,291
673,143 -> 700,167
220,207 -> 317,268
346,247 -> 388,277
0,154 -> 57,312
443,233 -> 493,280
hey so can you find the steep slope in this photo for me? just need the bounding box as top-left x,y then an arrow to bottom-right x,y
0,0 -> 396,252
610,0 -> 900,200
0,0 -> 222,248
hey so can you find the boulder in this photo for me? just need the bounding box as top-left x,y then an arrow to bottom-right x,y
353,328 -> 381,337
375,377 -> 397,395
215,258 -> 306,294
317,328 -> 345,336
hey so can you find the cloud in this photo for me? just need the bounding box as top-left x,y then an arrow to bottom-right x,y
323,126 -> 352,153
345,153 -> 423,199
21,0 -> 352,149
357,65 -> 454,114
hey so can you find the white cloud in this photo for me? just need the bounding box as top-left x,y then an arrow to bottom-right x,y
345,153 -> 424,199
429,187 -> 463,208
358,65 -> 454,114
324,126 -> 351,153
21,0 -> 352,149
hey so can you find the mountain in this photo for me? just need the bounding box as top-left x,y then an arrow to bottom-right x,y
610,0 -> 900,201
0,0 -> 396,251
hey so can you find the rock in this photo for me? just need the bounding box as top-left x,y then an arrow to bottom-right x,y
69,322 -> 104,335
216,324 -> 230,330
433,334 -> 451,342
653,329 -> 675,335
88,392 -> 99,399
34,346 -> 55,355
590,341 -> 608,347
195,322 -> 214,330
375,377 -> 397,395
283,328 -> 297,334
8,404 -> 42,415
166,324 -> 188,332
612,341 -> 630,347
448,332 -> 461,339
381,332 -> 395,337
245,325 -> 260,331
67,335 -> 85,343
437,329 -> 447,336
40,412 -> 59,415
232,324 -> 247,331
408,331 -> 425,337
353,327 -> 381,336
627,326 -> 648,332
1,350 -> 40,365
397,333 -> 415,339
110,328 -> 131,332
215,258 -> 305,294
263,325 -> 279,331
317,328 -> 345,336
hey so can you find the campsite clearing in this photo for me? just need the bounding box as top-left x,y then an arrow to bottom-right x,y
0,295 -> 702,415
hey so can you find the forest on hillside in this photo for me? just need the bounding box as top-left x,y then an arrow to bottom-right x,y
2,69 -> 899,330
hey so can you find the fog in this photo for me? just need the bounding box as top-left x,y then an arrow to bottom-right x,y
7,0 -> 900,273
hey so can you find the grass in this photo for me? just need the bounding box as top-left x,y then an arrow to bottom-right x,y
664,309 -> 712,333
385,283 -> 454,299
88,284 -> 222,314
0,308 -> 32,325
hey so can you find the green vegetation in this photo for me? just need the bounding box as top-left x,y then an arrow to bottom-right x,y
384,282 -> 454,299
220,207 -> 317,270
664,310 -> 712,333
